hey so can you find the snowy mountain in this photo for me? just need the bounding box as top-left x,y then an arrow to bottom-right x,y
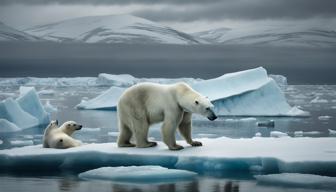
0,21 -> 39,41
24,14 -> 203,44
194,25 -> 336,47
192,27 -> 231,43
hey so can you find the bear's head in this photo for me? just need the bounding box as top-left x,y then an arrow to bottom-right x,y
61,121 -> 83,136
178,84 -> 217,121
48,120 -> 59,129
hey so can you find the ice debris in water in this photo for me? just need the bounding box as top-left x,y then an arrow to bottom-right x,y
318,115 -> 332,121
78,166 -> 197,183
270,131 -> 289,138
44,100 -> 57,113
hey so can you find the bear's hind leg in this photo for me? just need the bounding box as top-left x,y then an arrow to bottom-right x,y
117,123 -> 135,147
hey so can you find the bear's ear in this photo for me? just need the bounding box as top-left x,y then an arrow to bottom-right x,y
195,100 -> 199,105
55,120 -> 58,125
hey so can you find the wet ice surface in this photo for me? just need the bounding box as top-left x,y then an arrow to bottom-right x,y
0,84 -> 336,192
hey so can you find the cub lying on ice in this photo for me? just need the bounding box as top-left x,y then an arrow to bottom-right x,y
43,120 -> 82,149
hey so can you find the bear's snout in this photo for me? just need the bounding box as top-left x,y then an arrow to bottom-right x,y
207,110 -> 217,121
76,125 -> 83,130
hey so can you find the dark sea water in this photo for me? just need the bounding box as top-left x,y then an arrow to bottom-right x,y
1,42 -> 336,84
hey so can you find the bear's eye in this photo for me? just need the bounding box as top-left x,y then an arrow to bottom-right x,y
195,100 -> 199,105
206,107 -> 210,111
72,124 -> 76,126
59,139 -> 63,142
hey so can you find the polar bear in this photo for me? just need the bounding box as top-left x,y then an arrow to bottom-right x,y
43,120 -> 82,149
117,82 -> 217,150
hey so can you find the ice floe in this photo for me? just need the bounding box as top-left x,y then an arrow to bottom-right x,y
0,86 -> 50,131
318,116 -> 332,121
44,100 -> 57,113
310,97 -> 328,103
270,131 -> 289,138
255,173 -> 336,190
1,137 -> 335,176
78,166 -> 197,183
76,67 -> 309,116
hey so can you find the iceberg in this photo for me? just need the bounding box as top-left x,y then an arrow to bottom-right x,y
0,119 -> 21,133
17,87 -> 50,125
255,173 -> 336,190
97,73 -> 137,87
77,67 -> 309,116
1,137 -> 335,176
0,86 -> 50,131
78,166 -> 197,183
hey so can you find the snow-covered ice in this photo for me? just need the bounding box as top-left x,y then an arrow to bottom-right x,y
1,137 -> 335,176
97,73 -> 137,87
0,86 -> 50,131
77,67 -> 309,116
78,166 -> 197,183
255,173 -> 336,190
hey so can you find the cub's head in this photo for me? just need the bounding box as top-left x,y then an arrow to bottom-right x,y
61,121 -> 83,135
48,120 -> 59,129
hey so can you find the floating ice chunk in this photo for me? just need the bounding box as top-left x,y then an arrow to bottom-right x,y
97,73 -> 137,87
255,132 -> 262,137
270,131 -> 289,138
0,119 -> 21,133
318,116 -> 332,121
79,166 -> 197,183
329,129 -> 336,136
294,131 -> 323,137
0,140 -> 2,144
17,87 -> 50,125
38,89 -> 55,96
44,100 -> 57,113
255,173 -> 336,190
107,132 -> 119,137
310,97 -> 328,103
76,87 -> 125,110
0,98 -> 39,129
9,140 -> 34,147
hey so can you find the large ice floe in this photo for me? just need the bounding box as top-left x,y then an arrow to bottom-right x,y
1,137 -> 335,176
0,87 -> 50,132
77,67 -> 308,116
79,166 -> 197,183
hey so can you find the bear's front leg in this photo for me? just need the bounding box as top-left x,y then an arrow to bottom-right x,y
178,112 -> 202,147
161,119 -> 183,150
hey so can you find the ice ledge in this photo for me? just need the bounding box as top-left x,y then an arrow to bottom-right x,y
0,137 -> 335,176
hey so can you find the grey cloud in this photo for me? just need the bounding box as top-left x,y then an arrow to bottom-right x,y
0,0 -> 218,5
133,0 -> 336,21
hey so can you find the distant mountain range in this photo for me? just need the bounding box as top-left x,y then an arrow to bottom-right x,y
0,21 -> 39,41
1,15 -> 335,47
24,14 -> 203,44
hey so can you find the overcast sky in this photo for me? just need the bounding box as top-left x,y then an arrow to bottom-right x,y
0,0 -> 335,32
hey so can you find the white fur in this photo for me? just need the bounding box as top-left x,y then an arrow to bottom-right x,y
117,82 -> 216,150
43,120 -> 82,149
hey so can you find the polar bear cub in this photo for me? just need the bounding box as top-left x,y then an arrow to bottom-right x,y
117,82 -> 217,150
43,120 -> 82,149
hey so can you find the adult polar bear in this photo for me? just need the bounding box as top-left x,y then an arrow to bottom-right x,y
117,82 -> 217,150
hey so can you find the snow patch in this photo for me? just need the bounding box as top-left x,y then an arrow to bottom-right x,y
78,166 -> 197,183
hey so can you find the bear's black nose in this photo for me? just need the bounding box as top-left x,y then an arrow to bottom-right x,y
208,115 -> 217,121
